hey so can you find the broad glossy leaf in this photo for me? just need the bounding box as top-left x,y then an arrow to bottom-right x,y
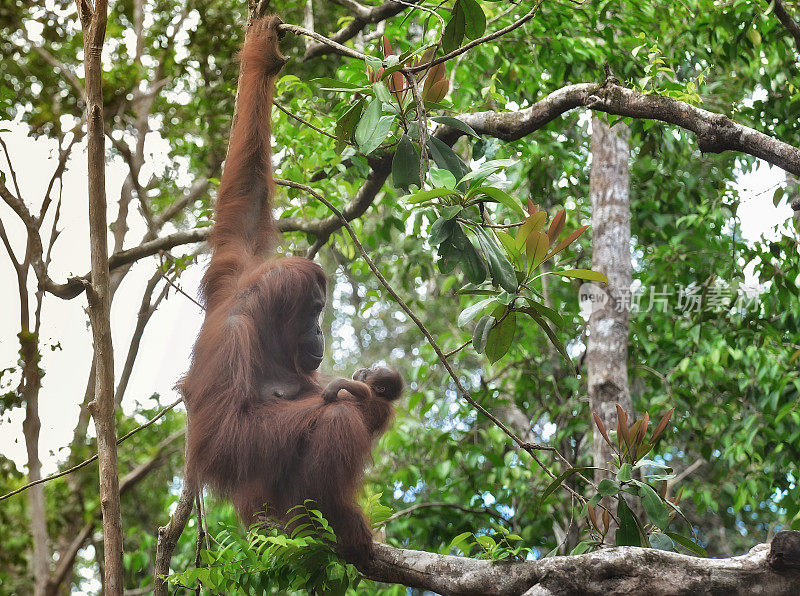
552,268 -> 608,283
461,0 -> 487,40
615,499 -> 642,547
451,224 -> 488,284
458,297 -> 495,327
430,216 -> 456,245
406,188 -> 459,204
639,482 -> 669,530
665,532 -> 708,557
472,314 -> 494,353
392,134 -> 421,190
442,1 -> 466,53
474,228 -> 518,293
431,116 -> 478,138
486,310 -> 516,363
334,99 -> 364,153
427,136 -> 469,181
429,167 -> 458,189
468,186 -> 526,217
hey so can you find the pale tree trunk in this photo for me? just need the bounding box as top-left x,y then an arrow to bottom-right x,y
587,116 -> 633,486
20,318 -> 50,595
75,0 -> 124,593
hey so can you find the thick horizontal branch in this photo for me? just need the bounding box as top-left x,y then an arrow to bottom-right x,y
364,532 -> 800,596
440,81 -> 800,182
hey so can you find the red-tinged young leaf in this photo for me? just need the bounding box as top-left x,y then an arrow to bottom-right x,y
527,199 -> 539,215
651,408 -> 674,442
602,509 -> 611,534
423,76 -> 449,103
587,503 -> 599,530
593,412 -> 613,447
382,36 -> 393,57
638,412 -> 650,443
629,420 -> 642,448
545,224 -> 589,260
547,208 -> 566,243
670,487 -> 684,505
423,61 -> 447,100
516,211 -> 547,250
616,404 -> 630,449
529,232 -> 550,270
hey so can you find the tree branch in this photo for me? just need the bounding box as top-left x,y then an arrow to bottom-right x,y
437,81 -> 800,183
363,533 -> 800,595
300,1 -> 422,61
774,0 -> 800,53
46,430 -> 183,594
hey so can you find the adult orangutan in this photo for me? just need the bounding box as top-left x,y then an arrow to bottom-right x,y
181,15 -> 402,565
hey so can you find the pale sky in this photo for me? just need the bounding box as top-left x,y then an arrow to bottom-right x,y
0,120 -> 793,474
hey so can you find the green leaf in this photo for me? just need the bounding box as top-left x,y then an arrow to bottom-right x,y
522,299 -> 564,329
440,205 -> 463,219
354,98 -> 380,146
427,136 -> 469,181
649,531 -> 675,551
468,186 -> 526,217
430,116 -> 479,138
442,1 -> 466,53
665,532 -> 708,557
313,77 -> 367,92
486,311 -> 516,363
430,216 -> 456,245
615,499 -> 642,547
617,463 -> 632,482
639,483 -> 669,530
461,0 -> 487,39
458,159 -> 516,187
406,188 -> 460,204
458,298 -> 495,327
472,315 -> 494,353
451,224 -> 488,284
334,99 -> 364,153
569,540 -> 595,555
355,100 -> 395,154
598,478 -> 620,497
429,167 -> 458,189
438,240 -> 460,273
552,268 -> 608,283
474,228 -> 518,293
392,134 -> 421,190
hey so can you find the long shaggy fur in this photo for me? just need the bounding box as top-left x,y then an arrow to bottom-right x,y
181,16 -> 399,565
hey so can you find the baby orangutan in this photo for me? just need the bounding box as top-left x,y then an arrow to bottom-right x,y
322,367 -> 404,435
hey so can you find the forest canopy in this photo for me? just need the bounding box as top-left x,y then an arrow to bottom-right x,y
1,0 -> 799,594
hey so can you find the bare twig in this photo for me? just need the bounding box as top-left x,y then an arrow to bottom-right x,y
0,397 -> 183,502
274,101 -> 340,142
408,0 -> 545,73
384,501 -> 507,524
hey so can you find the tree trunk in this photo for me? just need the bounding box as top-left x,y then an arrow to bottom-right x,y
587,116 -> 633,485
21,332 -> 50,596
76,0 -> 124,593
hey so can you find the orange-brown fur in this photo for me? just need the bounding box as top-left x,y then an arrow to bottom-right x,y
182,16 -> 400,565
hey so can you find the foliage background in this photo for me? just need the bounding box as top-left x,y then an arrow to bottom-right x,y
0,0 -> 799,592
